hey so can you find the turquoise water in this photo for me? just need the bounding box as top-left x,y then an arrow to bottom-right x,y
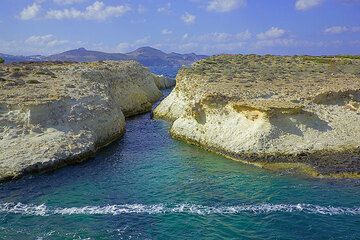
1,92 -> 360,239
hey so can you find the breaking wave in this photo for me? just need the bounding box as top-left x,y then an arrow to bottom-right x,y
0,202 -> 359,216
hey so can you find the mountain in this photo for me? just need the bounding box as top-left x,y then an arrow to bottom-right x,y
123,47 -> 207,76
46,48 -> 130,62
0,53 -> 46,63
0,47 -> 208,77
127,46 -> 167,59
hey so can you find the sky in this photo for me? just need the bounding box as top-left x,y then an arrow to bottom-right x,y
0,0 -> 359,56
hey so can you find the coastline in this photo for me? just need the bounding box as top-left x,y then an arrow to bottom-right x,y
0,61 -> 166,181
154,54 -> 360,178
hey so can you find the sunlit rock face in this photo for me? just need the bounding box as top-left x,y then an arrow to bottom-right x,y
0,61 -> 162,181
155,55 -> 360,178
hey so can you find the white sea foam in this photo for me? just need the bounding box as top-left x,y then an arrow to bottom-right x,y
0,202 -> 359,216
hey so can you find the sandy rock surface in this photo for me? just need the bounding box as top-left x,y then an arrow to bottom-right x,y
154,55 -> 360,178
0,61 -> 162,181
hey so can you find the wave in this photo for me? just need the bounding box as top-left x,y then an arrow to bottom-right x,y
0,202 -> 359,216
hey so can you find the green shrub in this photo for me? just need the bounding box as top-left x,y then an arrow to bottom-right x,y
0,58 -> 4,64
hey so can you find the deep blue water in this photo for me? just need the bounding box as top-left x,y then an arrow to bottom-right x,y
1,91 -> 360,239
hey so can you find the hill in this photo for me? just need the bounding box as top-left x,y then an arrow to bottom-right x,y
0,47 -> 208,77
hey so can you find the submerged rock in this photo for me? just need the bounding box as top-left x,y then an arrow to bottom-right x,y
0,61 -> 162,181
154,55 -> 360,178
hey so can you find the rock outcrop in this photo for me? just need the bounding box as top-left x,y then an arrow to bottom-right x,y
0,61 -> 162,181
154,55 -> 360,178
153,75 -> 176,89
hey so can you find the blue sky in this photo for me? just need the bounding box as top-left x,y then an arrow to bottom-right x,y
0,0 -> 359,55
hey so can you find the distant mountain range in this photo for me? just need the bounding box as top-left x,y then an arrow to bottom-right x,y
0,47 -> 208,77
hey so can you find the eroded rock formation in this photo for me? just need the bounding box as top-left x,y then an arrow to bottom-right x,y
0,61 -> 162,181
154,55 -> 360,178
153,75 -> 176,90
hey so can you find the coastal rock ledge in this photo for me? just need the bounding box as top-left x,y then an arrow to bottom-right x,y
0,61 -> 163,181
154,55 -> 360,178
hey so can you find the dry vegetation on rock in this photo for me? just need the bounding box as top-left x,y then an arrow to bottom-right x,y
0,61 -> 163,181
155,54 -> 360,178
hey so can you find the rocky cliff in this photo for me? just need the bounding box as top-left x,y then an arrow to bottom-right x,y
153,75 -> 176,89
154,55 -> 360,178
0,61 -> 162,181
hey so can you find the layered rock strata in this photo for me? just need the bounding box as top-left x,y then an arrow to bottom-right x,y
0,61 -> 162,181
154,55 -> 360,178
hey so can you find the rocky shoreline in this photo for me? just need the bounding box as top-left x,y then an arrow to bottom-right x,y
154,55 -> 360,178
0,61 -> 166,181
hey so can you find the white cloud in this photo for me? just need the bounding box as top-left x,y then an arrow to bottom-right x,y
117,37 -> 150,53
207,0 -> 246,12
251,38 -> 349,52
324,26 -> 348,34
157,3 -> 171,14
235,31 -> 252,40
116,42 -> 131,52
208,33 -> 232,42
181,12 -> 196,24
20,3 -> 41,20
161,29 -> 173,35
134,36 -> 149,45
203,42 -> 245,53
175,42 -> 200,52
257,27 -> 286,40
172,31 -> 251,54
0,34 -> 75,55
0,35 -> 121,55
137,4 -> 147,14
324,26 -> 360,34
46,1 -> 131,20
176,42 -> 245,54
53,0 -> 85,5
156,41 -> 248,55
253,27 -> 291,50
196,30 -> 251,42
253,38 -> 297,49
295,0 -> 322,10
25,34 -> 68,47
